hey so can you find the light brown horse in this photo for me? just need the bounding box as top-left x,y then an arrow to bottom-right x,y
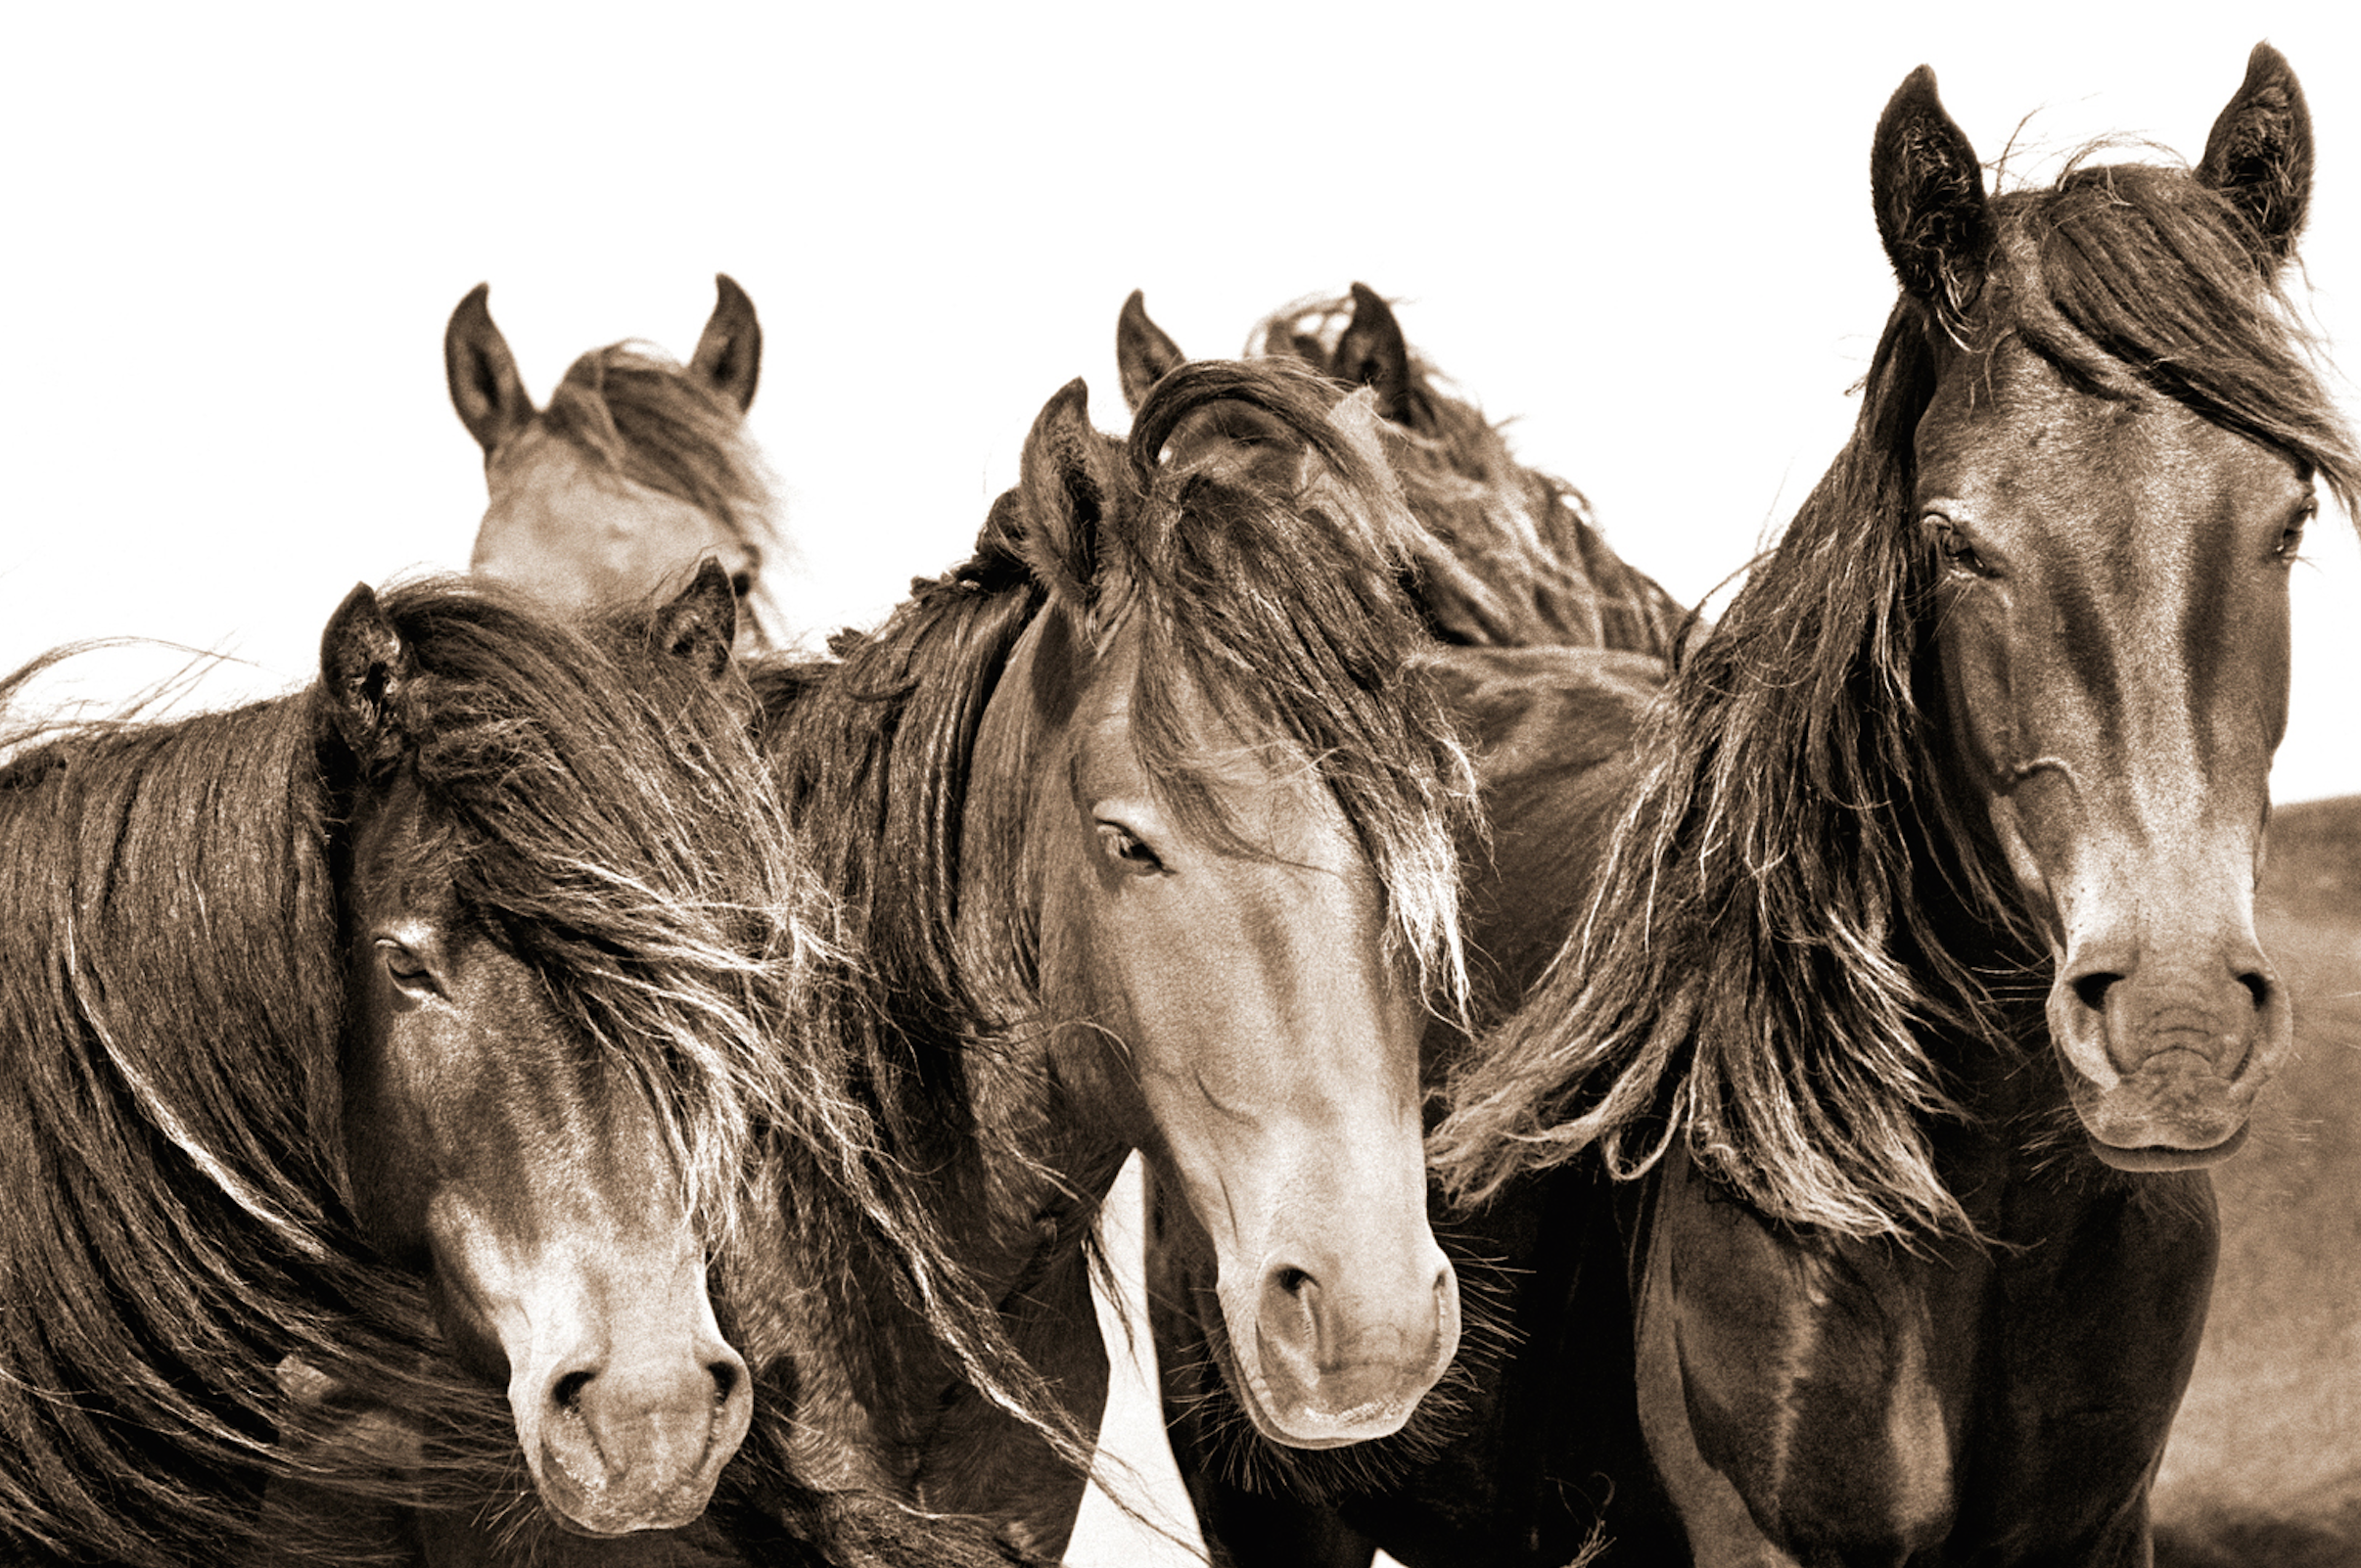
445,275 -> 780,651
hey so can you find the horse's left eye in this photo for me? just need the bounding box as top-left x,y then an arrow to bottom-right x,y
1095,821 -> 1166,875
728,570 -> 757,599
376,939 -> 437,992
2275,498 -> 2317,562
1931,524 -> 1997,580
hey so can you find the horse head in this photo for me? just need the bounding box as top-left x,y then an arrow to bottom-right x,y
963,369 -> 1469,1448
1875,46 -> 2348,1169
446,276 -> 777,651
321,565 -> 795,1532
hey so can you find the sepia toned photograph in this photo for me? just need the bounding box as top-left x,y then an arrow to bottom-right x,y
2,5 -> 2354,1564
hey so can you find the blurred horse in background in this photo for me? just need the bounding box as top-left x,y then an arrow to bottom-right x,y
1118,281 -> 1689,658
446,274 -> 781,651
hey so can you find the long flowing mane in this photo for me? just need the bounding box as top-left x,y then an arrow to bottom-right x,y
1433,152 -> 2361,1240
1255,294 -> 1691,657
505,341 -> 787,634
748,358 -> 1477,1473
0,581 -> 823,1564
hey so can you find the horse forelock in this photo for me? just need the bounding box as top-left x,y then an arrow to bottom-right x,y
1119,361 -> 1478,1014
1983,157 -> 2360,518
373,581 -> 825,1248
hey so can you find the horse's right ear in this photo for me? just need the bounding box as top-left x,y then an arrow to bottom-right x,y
444,284 -> 534,457
1116,292 -> 1186,415
1016,379 -> 1113,607
689,273 -> 763,412
652,558 -> 738,681
319,583 -> 414,766
1333,282 -> 1412,424
1870,67 -> 1994,341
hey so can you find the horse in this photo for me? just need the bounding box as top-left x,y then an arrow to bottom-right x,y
1109,286 -> 1690,1562
445,275 -> 781,650
1421,43 -> 2358,1566
1116,281 -> 1690,659
740,358 -> 1480,1559
0,566 -> 826,1564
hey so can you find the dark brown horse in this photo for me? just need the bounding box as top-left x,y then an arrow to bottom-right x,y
744,360 -> 1479,1558
1429,44 -> 2356,1566
0,571 -> 825,1563
446,276 -> 781,651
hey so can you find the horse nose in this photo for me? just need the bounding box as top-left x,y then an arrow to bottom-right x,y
1250,1247 -> 1458,1447
532,1340 -> 752,1534
2058,945 -> 2274,1081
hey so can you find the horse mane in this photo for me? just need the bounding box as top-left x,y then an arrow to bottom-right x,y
1254,293 -> 1692,657
1432,147 -> 2361,1241
511,341 -> 787,634
0,579 -> 825,1564
746,358 -> 1479,1482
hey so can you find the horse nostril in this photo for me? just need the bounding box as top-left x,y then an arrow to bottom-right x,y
550,1369 -> 593,1414
2071,972 -> 2122,1014
2239,970 -> 2272,1011
1273,1266 -> 1315,1299
708,1360 -> 740,1406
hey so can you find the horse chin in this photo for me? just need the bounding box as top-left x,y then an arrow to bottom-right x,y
2085,1121 -> 2250,1174
520,1419 -> 730,1538
1198,1275 -> 1450,1452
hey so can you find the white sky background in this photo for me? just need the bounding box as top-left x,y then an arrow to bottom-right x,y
5,5 -> 2359,800
4,8 -> 2358,1564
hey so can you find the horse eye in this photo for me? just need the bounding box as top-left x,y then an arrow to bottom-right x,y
1930,523 -> 1997,580
376,939 -> 436,992
2276,498 -> 2317,561
728,569 -> 756,599
1094,821 -> 1166,875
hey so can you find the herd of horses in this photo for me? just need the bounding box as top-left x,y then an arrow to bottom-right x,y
2,44 -> 2353,1568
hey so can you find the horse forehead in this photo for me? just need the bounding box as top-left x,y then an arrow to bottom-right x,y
475,438 -> 750,593
1919,347 -> 2294,546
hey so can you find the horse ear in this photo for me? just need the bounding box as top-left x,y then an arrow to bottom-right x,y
2197,43 -> 2312,264
1016,379 -> 1113,604
652,558 -> 738,680
1871,67 -> 1994,339
319,583 -> 414,765
444,284 -> 534,457
690,273 -> 763,412
1116,291 -> 1186,416
1333,282 -> 1412,424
